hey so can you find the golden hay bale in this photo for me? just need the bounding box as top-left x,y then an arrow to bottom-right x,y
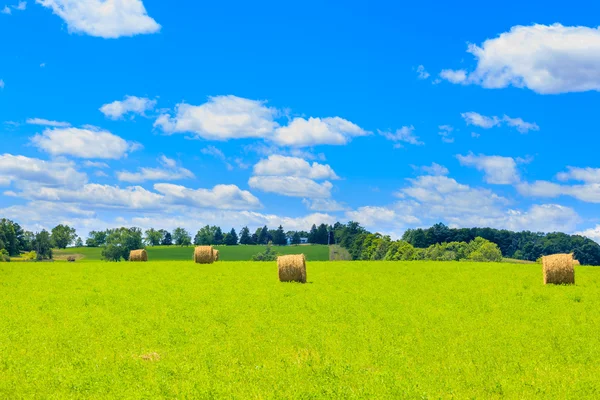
129,249 -> 148,262
542,253 -> 575,285
213,249 -> 220,262
277,254 -> 307,283
573,259 -> 581,266
194,246 -> 214,264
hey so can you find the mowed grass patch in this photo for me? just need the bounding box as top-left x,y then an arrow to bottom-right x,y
54,245 -> 330,262
1,261 -> 600,398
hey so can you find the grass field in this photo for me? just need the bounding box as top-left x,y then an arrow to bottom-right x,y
54,244 -> 330,262
1,261 -> 600,398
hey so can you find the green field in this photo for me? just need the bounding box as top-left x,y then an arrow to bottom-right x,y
1,261 -> 599,398
54,244 -> 330,261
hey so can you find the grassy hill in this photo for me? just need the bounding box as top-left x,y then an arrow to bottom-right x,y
54,244 -> 331,261
1,260 -> 599,398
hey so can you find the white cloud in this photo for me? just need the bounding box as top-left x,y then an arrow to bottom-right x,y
100,95 -> 156,119
15,1 -> 25,10
303,198 -> 348,212
461,112 -> 501,129
518,180 -> 600,204
439,69 -> 467,84
26,118 -> 71,127
249,176 -> 333,198
83,161 -> 109,169
556,167 -> 600,183
1,6 -> 11,14
37,0 -> 161,39
438,125 -> 454,143
461,112 -> 538,133
502,116 -> 540,133
442,24 -> 600,94
31,127 -> 140,159
253,155 -> 339,180
379,126 -> 423,146
0,154 -> 87,187
154,183 -> 261,210
0,79 -> 5,89
273,117 -> 369,147
457,153 -> 520,184
155,95 -> 279,141
116,156 -> 194,183
575,225 -> 600,244
346,206 -> 421,231
417,163 -> 449,176
201,146 -> 226,160
416,65 -> 430,80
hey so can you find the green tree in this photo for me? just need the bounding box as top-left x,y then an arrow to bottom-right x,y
291,232 -> 301,245
224,228 -> 239,245
33,230 -> 53,260
144,228 -> 163,246
239,226 -> 253,245
252,243 -> 278,261
102,227 -> 144,262
75,237 -> 84,248
160,230 -> 173,246
308,224 -> 318,244
272,225 -> 287,246
213,227 -> 224,245
86,230 -> 107,247
51,224 -> 77,249
316,224 -> 329,245
173,227 -> 192,246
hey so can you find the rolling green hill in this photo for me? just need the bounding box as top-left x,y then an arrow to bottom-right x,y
54,244 -> 330,262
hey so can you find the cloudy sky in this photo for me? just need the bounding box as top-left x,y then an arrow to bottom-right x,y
2,0 -> 600,241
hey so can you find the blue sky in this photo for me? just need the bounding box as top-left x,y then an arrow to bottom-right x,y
2,0 -> 600,241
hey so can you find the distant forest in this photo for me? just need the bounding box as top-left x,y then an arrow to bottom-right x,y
2,217 -> 600,265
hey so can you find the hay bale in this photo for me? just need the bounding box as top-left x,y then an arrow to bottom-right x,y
213,249 -> 220,262
542,253 -> 575,285
573,259 -> 581,266
194,246 -> 214,264
129,249 -> 148,262
277,254 -> 307,283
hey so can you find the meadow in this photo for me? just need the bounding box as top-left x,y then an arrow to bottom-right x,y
1,260 -> 599,398
54,244 -> 331,262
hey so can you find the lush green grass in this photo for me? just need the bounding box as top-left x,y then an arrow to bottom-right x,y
1,261 -> 600,398
54,244 -> 330,262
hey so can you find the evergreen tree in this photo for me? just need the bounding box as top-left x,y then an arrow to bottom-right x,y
213,227 -> 224,245
308,224 -> 318,244
316,224 -> 329,245
161,231 -> 173,246
272,225 -> 287,245
239,226 -> 252,245
257,225 -> 269,245
224,228 -> 239,245
291,232 -> 301,245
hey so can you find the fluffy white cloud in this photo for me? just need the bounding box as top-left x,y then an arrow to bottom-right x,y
0,154 -> 87,187
0,79 -> 5,89
116,156 -> 194,183
302,198 -> 348,212
26,118 -> 71,127
31,127 -> 140,159
37,0 -> 161,39
439,69 -> 467,84
461,112 -> 538,133
253,155 -> 339,180
200,146 -> 226,160
417,163 -> 449,176
154,183 -> 261,210
379,126 -> 423,147
273,117 -> 369,147
461,112 -> 501,129
22,183 -> 163,210
442,24 -> 600,94
457,153 -> 520,184
557,167 -> 600,183
100,95 -> 156,119
438,125 -> 454,143
416,65 -> 430,80
1,6 -> 10,14
1,1 -> 26,14
155,95 -> 279,141
249,176 -> 333,198
346,206 -> 421,231
575,225 -> 600,244
83,161 -> 109,169
518,181 -> 600,203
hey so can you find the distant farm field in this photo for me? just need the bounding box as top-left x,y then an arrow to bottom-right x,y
54,244 -> 330,261
1,261 -> 600,398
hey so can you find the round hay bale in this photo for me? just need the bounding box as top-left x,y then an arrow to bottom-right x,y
573,259 -> 581,266
129,249 -> 148,262
277,254 -> 307,283
542,253 -> 575,285
194,246 -> 214,264
213,249 -> 220,262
